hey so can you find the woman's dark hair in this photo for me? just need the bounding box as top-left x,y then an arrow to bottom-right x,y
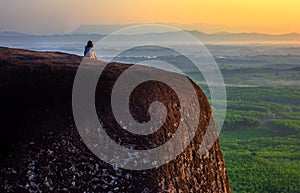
87,40 -> 93,48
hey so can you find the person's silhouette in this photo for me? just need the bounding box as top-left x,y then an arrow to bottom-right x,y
84,40 -> 97,59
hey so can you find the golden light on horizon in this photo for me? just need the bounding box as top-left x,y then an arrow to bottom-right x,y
0,0 -> 299,34
89,0 -> 300,34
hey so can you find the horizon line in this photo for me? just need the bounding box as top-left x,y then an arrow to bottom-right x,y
1,29 -> 299,37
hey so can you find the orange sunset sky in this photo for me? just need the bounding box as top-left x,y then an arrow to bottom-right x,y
0,0 -> 299,34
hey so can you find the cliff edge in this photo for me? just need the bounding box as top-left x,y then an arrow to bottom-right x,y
0,47 -> 231,193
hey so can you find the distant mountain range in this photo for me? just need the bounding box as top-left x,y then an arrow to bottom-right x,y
69,24 -> 300,42
1,27 -> 300,43
187,30 -> 300,42
0,31 -> 31,36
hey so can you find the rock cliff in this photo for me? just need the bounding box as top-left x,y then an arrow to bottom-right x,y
0,47 -> 231,193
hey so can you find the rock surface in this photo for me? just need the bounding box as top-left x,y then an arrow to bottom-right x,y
0,47 -> 231,193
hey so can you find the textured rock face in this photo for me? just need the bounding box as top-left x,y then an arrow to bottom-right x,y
0,47 -> 231,193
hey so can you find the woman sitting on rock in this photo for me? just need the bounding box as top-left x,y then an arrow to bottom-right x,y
84,40 -> 97,59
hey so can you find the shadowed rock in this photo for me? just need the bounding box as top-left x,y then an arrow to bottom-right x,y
0,47 -> 231,193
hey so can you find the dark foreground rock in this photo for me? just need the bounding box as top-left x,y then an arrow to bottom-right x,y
0,47 -> 231,193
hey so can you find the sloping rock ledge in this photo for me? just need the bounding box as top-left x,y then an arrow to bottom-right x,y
0,47 -> 231,193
